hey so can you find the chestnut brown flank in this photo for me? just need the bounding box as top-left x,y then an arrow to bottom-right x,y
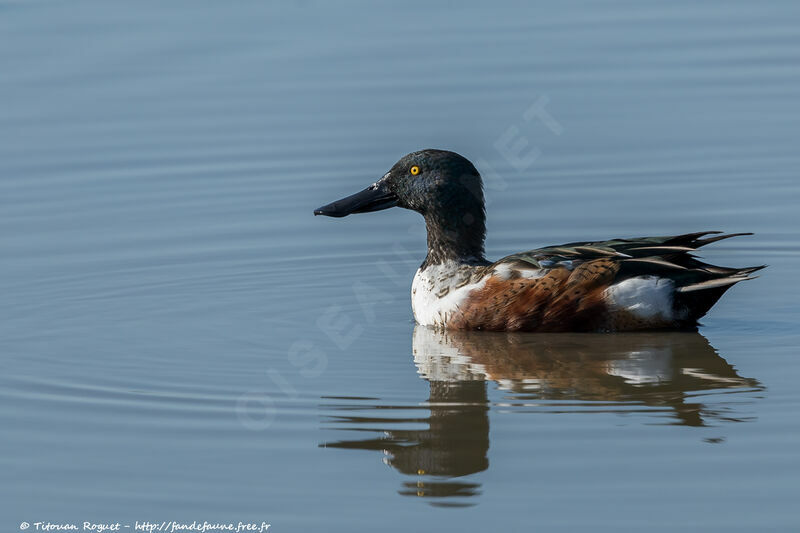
450,259 -> 622,332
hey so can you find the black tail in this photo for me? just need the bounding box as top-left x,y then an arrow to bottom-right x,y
673,265 -> 765,323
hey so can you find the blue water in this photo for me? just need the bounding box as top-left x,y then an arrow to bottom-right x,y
2,1 -> 799,531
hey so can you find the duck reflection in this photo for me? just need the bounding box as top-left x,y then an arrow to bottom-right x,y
320,327 -> 761,504
413,327 -> 762,427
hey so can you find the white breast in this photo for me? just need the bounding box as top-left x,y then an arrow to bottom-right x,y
411,262 -> 488,327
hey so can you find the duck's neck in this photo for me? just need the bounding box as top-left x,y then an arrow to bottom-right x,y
421,211 -> 488,269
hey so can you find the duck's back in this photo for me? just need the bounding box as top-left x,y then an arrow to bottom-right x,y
412,232 -> 763,332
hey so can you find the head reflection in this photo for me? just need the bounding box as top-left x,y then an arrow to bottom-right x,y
320,327 -> 761,504
321,375 -> 489,505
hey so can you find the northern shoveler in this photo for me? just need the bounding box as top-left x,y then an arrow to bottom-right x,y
314,149 -> 763,332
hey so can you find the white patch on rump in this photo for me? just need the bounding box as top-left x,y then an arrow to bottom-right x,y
603,275 -> 675,321
411,262 -> 487,327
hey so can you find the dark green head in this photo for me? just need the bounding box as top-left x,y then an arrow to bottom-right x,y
314,149 -> 487,266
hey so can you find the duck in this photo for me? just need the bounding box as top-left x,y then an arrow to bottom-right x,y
314,149 -> 763,332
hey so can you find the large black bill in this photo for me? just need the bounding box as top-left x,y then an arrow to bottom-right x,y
314,183 -> 398,217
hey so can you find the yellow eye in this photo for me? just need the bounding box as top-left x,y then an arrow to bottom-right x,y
410,165 -> 420,175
